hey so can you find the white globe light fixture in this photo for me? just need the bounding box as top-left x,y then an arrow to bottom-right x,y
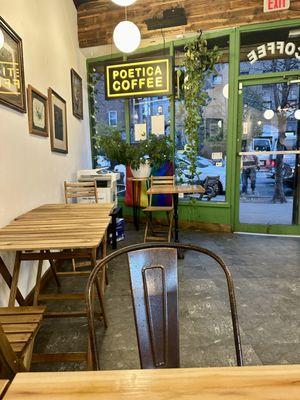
0,29 -> 4,50
113,20 -> 141,53
111,0 -> 137,5
264,109 -> 274,120
294,109 -> 300,120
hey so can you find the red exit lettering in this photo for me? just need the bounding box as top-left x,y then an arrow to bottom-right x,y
264,0 -> 290,12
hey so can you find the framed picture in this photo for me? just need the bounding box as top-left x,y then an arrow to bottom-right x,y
48,88 -> 68,154
70,68 -> 83,119
27,85 -> 48,137
0,16 -> 26,113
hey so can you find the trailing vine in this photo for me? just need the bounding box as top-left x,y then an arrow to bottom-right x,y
183,33 -> 221,182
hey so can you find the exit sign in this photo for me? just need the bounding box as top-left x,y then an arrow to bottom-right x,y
264,0 -> 290,12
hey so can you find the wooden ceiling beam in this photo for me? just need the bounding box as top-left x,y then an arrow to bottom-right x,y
76,0 -> 300,49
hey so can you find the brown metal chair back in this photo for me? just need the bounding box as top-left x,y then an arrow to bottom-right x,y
64,181 -> 98,203
128,247 -> 179,368
86,243 -> 243,370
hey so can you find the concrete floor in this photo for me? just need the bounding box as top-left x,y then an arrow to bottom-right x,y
33,224 -> 300,371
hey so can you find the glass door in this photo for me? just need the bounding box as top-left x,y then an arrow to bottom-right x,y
235,79 -> 300,232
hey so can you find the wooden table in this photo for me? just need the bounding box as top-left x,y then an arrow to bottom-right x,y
0,380 -> 9,400
0,203 -> 113,363
3,365 -> 300,399
147,185 -> 204,244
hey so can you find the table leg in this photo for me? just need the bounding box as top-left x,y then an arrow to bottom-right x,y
132,180 -> 137,230
0,256 -> 25,305
33,252 -> 44,306
8,251 -> 22,307
46,255 -> 61,288
111,212 -> 117,250
101,234 -> 108,289
173,193 -> 179,243
173,194 -> 184,259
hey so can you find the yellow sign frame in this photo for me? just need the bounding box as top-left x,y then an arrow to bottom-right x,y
105,57 -> 173,99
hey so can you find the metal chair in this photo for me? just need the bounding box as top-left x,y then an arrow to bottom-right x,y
143,175 -> 175,242
85,243 -> 243,370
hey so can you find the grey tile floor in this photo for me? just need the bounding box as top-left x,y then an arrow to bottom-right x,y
33,225 -> 300,371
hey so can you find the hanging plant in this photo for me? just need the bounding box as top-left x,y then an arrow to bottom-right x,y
182,32 -> 221,182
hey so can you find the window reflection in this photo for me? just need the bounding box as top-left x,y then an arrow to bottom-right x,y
130,96 -> 170,142
89,64 -> 126,195
240,28 -> 300,75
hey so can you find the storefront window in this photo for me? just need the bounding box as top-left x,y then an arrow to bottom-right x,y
89,63 -> 126,193
240,27 -> 300,75
129,96 -> 170,142
174,36 -> 229,202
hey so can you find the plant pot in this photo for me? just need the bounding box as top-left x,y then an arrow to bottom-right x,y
131,161 -> 151,178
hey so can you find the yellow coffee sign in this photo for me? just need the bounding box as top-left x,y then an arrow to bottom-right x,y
105,57 -> 173,99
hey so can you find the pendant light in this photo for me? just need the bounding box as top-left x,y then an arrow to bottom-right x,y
113,20 -> 141,53
111,0 -> 137,6
264,109 -> 275,120
112,0 -> 141,53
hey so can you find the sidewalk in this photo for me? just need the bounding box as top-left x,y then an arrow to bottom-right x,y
240,199 -> 293,224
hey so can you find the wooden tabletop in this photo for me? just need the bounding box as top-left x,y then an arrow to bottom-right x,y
0,380 -> 9,398
4,365 -> 300,399
147,184 -> 204,195
0,203 -> 114,251
128,177 -> 149,182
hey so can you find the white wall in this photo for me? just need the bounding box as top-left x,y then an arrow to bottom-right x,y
0,0 -> 92,305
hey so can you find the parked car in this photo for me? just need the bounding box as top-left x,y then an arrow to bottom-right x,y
266,135 -> 297,183
176,153 -> 226,194
268,135 -> 297,169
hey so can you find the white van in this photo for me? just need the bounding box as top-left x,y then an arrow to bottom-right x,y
251,137 -> 272,170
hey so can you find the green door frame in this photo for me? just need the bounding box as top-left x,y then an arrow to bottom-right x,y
86,18 -> 300,234
233,74 -> 300,235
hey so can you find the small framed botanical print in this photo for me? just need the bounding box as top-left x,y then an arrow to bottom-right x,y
71,68 -> 83,119
27,85 -> 48,137
48,88 -> 68,154
0,16 -> 26,113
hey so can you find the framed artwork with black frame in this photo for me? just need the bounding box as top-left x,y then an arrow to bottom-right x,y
27,85 -> 48,137
48,88 -> 68,154
71,68 -> 83,119
0,16 -> 26,113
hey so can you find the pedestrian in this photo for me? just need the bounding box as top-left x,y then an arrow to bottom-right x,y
241,153 -> 259,195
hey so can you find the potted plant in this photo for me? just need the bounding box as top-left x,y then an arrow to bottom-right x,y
129,141 -> 151,178
146,134 -> 173,173
93,129 -> 150,177
94,129 -> 129,166
93,130 -> 173,178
